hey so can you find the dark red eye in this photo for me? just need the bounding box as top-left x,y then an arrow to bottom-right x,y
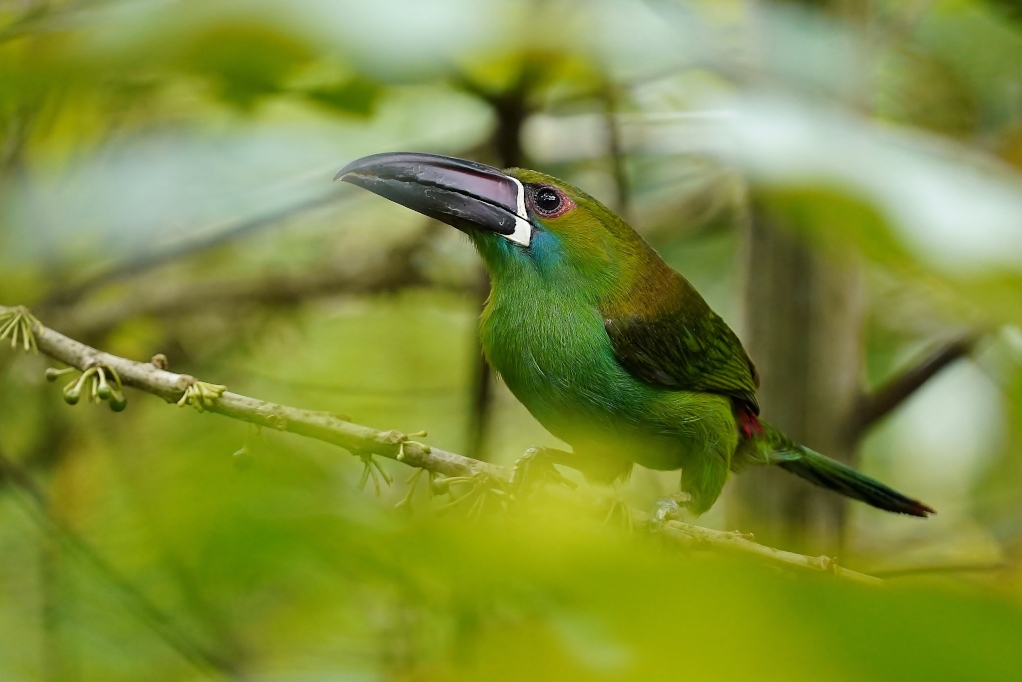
529,185 -> 574,218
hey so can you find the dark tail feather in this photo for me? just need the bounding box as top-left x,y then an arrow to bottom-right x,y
744,421 -> 935,517
777,449 -> 934,517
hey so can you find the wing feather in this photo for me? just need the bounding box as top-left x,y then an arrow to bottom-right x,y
602,281 -> 759,412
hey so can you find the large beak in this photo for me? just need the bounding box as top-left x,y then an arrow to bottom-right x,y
334,152 -> 532,246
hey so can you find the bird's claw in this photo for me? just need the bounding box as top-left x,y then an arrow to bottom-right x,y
177,381 -> 226,412
650,491 -> 693,531
49,363 -> 127,412
0,306 -> 39,353
509,446 -> 576,498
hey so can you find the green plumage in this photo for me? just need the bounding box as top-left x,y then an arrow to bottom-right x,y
474,168 -> 931,517
604,304 -> 760,413
337,152 -> 933,518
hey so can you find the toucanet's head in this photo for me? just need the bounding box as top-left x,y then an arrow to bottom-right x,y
334,152 -> 654,294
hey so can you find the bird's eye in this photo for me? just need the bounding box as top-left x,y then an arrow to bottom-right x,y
526,183 -> 575,219
533,186 -> 562,214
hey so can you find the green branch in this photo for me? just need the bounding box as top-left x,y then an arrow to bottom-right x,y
0,304 -> 882,585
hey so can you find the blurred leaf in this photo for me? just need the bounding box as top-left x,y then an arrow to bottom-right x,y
179,22 -> 313,110
754,185 -> 915,266
304,76 -> 381,116
914,0 -> 1022,128
876,47 -> 979,137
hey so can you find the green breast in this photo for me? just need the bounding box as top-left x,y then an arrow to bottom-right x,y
479,277 -> 661,445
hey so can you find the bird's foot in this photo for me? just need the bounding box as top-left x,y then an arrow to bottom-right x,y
650,491 -> 693,531
509,446 -> 576,499
48,363 -> 128,412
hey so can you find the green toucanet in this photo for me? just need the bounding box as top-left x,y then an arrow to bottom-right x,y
335,152 -> 934,518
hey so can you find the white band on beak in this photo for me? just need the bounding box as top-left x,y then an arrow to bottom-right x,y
505,177 -> 532,247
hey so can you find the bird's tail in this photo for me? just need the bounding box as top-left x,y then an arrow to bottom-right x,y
736,419 -> 935,518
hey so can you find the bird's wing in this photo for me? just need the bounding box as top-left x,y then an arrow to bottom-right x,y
602,285 -> 760,413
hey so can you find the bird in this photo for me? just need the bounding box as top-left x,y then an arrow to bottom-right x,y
334,151 -> 934,519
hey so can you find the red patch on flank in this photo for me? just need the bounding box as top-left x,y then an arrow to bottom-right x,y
738,405 -> 763,439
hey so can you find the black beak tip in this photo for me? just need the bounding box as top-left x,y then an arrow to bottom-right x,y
332,163 -> 358,182
334,153 -> 390,182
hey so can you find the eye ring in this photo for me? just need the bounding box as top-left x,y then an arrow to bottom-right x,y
528,185 -> 574,218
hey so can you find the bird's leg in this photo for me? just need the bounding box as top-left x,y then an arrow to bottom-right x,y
651,491 -> 693,530
656,450 -> 729,527
509,446 -> 577,498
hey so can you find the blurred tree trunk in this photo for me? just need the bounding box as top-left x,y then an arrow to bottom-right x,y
727,197 -> 865,555
725,0 -> 871,557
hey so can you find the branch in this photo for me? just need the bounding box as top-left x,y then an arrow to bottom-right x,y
1,304 -> 881,585
37,142 -> 475,311
40,189 -> 350,308
871,561 -> 1008,579
848,333 -> 978,440
49,235 -> 444,338
457,80 -> 533,460
657,523 -> 880,584
5,304 -> 499,479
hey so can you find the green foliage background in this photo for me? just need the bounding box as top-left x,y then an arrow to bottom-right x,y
2,1 -> 1022,679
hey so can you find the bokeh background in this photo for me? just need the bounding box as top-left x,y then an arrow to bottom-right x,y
2,0 -> 1022,679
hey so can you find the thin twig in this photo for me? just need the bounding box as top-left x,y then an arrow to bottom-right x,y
2,304 -> 883,584
40,189 -> 350,308
657,521 -> 882,584
848,333 -> 978,440
871,561 -> 1008,579
459,79 -> 531,460
465,270 -> 493,460
602,82 -> 631,220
